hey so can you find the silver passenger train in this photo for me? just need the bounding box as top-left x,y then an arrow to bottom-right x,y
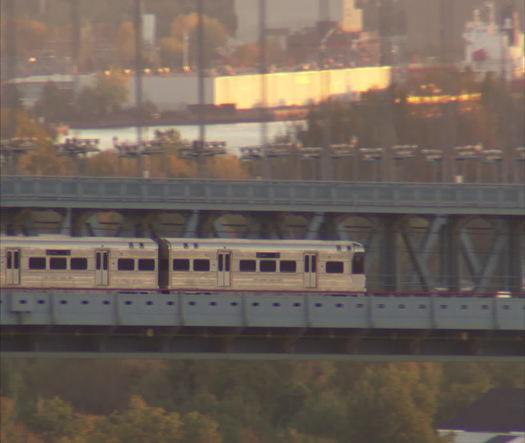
0,236 -> 366,293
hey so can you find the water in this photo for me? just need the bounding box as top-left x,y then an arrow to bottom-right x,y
60,121 -> 305,156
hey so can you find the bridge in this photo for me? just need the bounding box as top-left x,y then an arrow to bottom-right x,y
1,290 -> 524,361
2,175 -> 524,293
1,176 -> 524,360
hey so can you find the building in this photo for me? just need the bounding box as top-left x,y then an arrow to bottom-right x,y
462,2 -> 525,80
8,66 -> 391,112
438,388 -> 525,443
234,0 -> 361,43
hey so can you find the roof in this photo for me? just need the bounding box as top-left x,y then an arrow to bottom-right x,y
441,388 -> 525,433
0,235 -> 157,250
163,238 -> 364,252
485,436 -> 525,443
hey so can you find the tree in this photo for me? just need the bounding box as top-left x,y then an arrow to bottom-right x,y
115,21 -> 135,67
0,397 -> 43,443
33,82 -> 75,124
1,18 -> 49,57
92,395 -> 183,443
180,411 -> 222,443
29,396 -> 85,443
436,363 -> 493,426
229,43 -> 260,68
75,71 -> 129,121
165,13 -> 229,68
345,363 -> 445,443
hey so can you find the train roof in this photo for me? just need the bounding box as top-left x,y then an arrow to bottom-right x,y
162,238 -> 364,252
0,235 -> 157,250
0,236 -> 365,252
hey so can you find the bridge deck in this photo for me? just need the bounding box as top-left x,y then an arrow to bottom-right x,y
2,292 -> 524,359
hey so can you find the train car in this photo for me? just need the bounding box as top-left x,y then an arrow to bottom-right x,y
159,238 -> 365,293
1,236 -> 365,293
0,235 -> 158,290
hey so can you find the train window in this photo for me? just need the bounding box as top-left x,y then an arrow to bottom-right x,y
71,257 -> 88,270
326,261 -> 344,273
260,260 -> 276,272
50,257 -> 67,270
239,259 -> 256,272
279,260 -> 296,273
138,259 -> 155,271
193,259 -> 210,271
118,258 -> 135,271
352,252 -> 365,274
29,257 -> 46,270
173,259 -> 190,271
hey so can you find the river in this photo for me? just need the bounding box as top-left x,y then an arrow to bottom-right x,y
59,121 -> 305,155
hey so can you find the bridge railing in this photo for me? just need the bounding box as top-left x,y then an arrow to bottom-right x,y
1,175 -> 524,214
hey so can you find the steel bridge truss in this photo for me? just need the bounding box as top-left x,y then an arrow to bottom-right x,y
2,207 -> 523,294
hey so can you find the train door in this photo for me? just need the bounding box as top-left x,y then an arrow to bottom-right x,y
6,248 -> 20,285
303,252 -> 317,288
95,249 -> 109,286
217,250 -> 231,287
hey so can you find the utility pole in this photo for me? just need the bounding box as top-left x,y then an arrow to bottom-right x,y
258,0 -> 270,179
2,0 -> 19,139
196,0 -> 207,178
134,0 -> 145,176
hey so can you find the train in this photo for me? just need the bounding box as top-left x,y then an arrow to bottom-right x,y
0,235 -> 366,294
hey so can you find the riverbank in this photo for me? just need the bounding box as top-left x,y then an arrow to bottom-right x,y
69,106 -> 309,129
60,120 -> 305,152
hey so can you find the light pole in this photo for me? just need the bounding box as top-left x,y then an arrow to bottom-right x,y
133,0 -> 145,176
0,138 -> 36,175
55,138 -> 100,175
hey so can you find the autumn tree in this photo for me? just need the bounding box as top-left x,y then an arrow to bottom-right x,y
0,397 -> 43,443
228,43 -> 260,68
179,411 -> 222,443
159,13 -> 229,69
92,395 -> 184,443
0,18 -> 49,58
344,363 -> 445,443
436,363 -> 493,426
115,21 -> 135,68
29,396 -> 86,443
